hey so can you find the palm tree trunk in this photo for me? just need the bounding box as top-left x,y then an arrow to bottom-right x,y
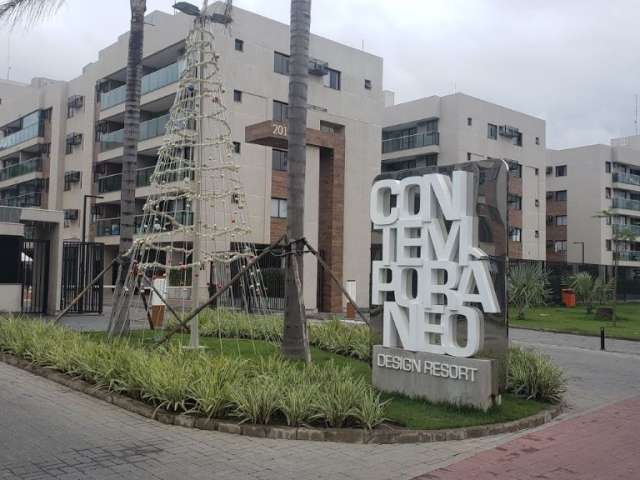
282,0 -> 311,362
108,0 -> 146,336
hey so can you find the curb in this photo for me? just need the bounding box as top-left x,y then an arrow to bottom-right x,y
511,326 -> 640,344
0,353 -> 562,444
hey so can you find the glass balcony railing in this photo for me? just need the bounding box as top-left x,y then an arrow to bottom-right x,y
0,191 -> 42,208
0,123 -> 41,151
612,197 -> 640,211
382,131 -> 440,154
0,158 -> 42,181
612,172 -> 640,187
617,251 -> 640,262
96,165 -> 157,193
99,113 -> 170,152
613,224 -> 640,237
95,210 -> 193,237
100,62 -> 182,110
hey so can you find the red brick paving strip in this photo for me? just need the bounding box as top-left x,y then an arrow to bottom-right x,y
413,396 -> 640,480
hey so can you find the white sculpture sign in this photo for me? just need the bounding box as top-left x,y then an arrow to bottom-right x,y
370,171 -> 500,358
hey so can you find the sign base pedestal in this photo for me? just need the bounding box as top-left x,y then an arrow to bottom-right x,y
372,345 -> 500,411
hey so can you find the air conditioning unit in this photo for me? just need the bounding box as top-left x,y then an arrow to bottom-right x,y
499,125 -> 520,138
66,133 -> 83,146
67,95 -> 84,109
308,59 -> 329,76
64,170 -> 81,184
64,209 -> 79,221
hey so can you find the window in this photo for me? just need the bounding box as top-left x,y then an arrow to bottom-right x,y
364,79 -> 372,90
467,152 -> 472,161
233,90 -> 242,102
546,191 -> 554,201
272,149 -> 288,171
467,117 -> 472,126
65,133 -> 83,154
606,239 -> 612,251
271,198 -> 287,218
555,190 -> 567,201
535,137 -> 540,145
233,142 -> 241,154
67,95 -> 84,118
273,100 -> 288,122
556,215 -> 568,226
488,123 -> 497,140
535,230 -> 540,238
555,165 -> 567,177
606,161 -> 611,173
546,166 -> 553,176
509,162 -> 522,178
554,241 -> 567,252
235,39 -> 244,51
508,227 -> 522,242
323,68 -> 341,90
513,132 -> 523,147
274,52 -> 290,75
507,194 -> 522,210
546,215 -> 554,225
606,187 -> 612,199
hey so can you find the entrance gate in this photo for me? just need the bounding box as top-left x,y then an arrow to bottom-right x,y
20,239 -> 50,314
60,241 -> 105,314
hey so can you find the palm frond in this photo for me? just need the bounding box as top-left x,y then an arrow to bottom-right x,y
0,0 -> 65,28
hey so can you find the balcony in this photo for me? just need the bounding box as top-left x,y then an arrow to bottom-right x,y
0,191 -> 42,208
617,251 -> 640,262
612,197 -> 640,211
99,113 -> 170,152
0,158 -> 42,181
381,132 -> 439,154
100,62 -> 182,110
95,210 -> 194,237
613,224 -> 640,237
0,123 -> 41,151
613,172 -> 640,187
96,165 -> 156,194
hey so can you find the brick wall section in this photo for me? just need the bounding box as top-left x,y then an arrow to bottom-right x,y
547,200 -> 567,216
247,121 -> 346,313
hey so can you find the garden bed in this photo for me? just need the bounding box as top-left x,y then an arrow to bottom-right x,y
0,315 -> 564,442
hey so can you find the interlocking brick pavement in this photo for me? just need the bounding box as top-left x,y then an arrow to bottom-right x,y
413,396 -> 640,480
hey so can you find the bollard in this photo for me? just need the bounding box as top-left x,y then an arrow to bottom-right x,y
600,327 -> 605,351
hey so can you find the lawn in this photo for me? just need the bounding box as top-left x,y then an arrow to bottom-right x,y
91,331 -> 547,431
510,303 -> 640,341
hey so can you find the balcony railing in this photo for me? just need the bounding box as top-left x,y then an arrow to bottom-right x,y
100,62 -> 182,110
99,113 -> 170,152
0,191 -> 42,208
0,157 -> 42,181
96,165 -> 156,193
612,197 -> 640,211
613,172 -> 640,187
613,224 -> 640,237
616,251 -> 640,262
0,123 -> 41,151
95,210 -> 194,237
382,131 -> 439,154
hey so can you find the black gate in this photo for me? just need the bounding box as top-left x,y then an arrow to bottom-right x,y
60,241 -> 105,313
20,239 -> 50,314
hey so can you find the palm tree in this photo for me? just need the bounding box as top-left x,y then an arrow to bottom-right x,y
0,0 -> 147,335
596,210 -> 636,325
507,262 -> 550,320
282,0 -> 311,362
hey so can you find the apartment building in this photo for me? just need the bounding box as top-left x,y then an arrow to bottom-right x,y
0,3 -> 383,313
382,93 -> 547,260
546,136 -> 640,269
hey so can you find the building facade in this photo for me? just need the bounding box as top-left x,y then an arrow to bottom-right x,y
547,136 -> 640,269
0,4 -> 384,312
382,93 -> 547,260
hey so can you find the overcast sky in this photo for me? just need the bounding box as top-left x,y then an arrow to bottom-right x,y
0,0 -> 638,149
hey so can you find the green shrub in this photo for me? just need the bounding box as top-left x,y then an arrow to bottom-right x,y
189,356 -> 244,418
230,376 -> 281,424
507,347 -> 566,403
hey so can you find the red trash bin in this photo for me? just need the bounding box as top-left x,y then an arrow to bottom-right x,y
561,288 -> 576,308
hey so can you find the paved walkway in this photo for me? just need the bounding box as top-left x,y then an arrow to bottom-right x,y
413,396 -> 640,480
511,328 -> 640,356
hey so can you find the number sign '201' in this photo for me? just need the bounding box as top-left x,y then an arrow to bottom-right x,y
370,171 -> 500,358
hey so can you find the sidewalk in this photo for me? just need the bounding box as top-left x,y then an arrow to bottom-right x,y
511,328 -> 640,356
413,395 -> 640,480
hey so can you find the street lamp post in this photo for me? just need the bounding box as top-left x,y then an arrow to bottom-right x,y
82,194 -> 104,244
